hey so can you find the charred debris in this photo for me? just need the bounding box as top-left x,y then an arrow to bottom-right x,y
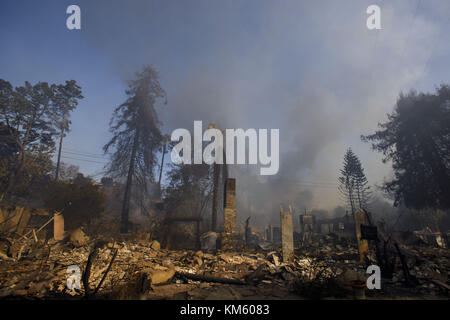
0,179 -> 449,300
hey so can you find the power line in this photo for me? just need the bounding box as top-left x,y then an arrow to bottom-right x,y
287,184 -> 337,188
88,170 -> 108,178
60,155 -> 107,164
295,181 -> 338,186
285,180 -> 339,186
62,150 -> 108,159
63,147 -> 107,157
286,183 -> 338,189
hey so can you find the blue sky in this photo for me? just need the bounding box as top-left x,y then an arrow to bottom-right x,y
1,0 -> 449,211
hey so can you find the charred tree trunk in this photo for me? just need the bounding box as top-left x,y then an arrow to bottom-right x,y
245,217 -> 250,246
120,130 -> 139,234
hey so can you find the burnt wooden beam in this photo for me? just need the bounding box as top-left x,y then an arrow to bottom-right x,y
176,271 -> 245,285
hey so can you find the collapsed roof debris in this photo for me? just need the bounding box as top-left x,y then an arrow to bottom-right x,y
0,208 -> 449,300
0,173 -> 449,301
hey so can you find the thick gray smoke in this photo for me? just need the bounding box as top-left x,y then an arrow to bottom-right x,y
78,0 -> 450,227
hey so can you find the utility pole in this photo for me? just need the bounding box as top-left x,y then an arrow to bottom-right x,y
158,141 -> 166,195
55,112 -> 66,181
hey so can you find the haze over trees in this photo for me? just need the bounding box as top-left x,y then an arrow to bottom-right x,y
362,85 -> 450,211
103,66 -> 167,233
1,74 -> 449,234
164,163 -> 213,221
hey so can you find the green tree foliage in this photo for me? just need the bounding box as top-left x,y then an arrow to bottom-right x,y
103,66 -> 167,232
52,81 -> 83,180
44,175 -> 105,230
338,148 -> 372,213
0,78 -> 82,200
9,151 -> 54,199
0,122 -> 19,193
362,85 -> 450,210
0,80 -> 55,198
50,81 -> 83,135
56,162 -> 80,182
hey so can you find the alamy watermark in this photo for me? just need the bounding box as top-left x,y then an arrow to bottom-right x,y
66,265 -> 81,291
170,121 -> 279,176
367,5 -> 382,30
65,4 -> 381,31
366,264 -> 381,289
65,263 -> 381,291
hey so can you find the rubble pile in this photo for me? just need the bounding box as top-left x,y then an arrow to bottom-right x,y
390,246 -> 450,294
0,233 -> 448,300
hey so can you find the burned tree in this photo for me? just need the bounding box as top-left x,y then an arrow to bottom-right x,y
103,66 -> 167,233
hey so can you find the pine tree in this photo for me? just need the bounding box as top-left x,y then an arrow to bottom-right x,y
338,148 -> 372,212
52,80 -> 83,180
354,157 -> 372,209
103,66 -> 167,233
338,148 -> 358,213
